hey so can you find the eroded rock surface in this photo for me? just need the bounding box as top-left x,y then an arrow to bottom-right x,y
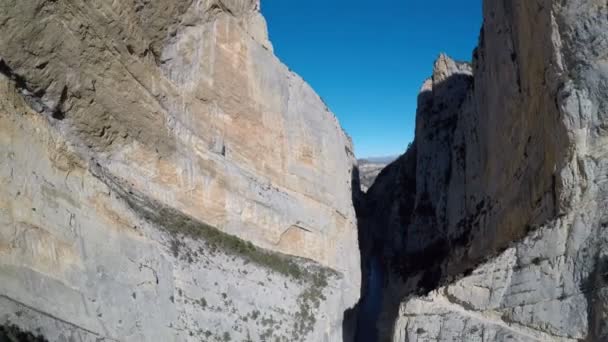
0,1 -> 359,341
357,0 -> 608,341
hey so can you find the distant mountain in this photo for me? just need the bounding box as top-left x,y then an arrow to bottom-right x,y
357,155 -> 399,192
358,155 -> 399,165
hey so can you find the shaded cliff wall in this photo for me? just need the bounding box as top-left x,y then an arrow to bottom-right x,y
359,0 -> 608,341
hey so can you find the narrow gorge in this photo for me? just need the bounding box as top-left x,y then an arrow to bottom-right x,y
1,0 -> 607,342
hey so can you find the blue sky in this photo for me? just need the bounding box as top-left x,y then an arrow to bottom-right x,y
261,0 -> 482,158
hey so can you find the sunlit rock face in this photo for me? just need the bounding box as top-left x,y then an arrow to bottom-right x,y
358,1 -> 608,341
0,1 -> 360,341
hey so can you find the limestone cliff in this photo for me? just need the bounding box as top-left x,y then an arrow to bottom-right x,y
357,0 -> 608,341
0,1 -> 360,341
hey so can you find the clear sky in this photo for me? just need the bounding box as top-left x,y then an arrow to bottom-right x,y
261,0 -> 482,158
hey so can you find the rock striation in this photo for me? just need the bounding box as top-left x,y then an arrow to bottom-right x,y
357,0 -> 608,341
0,1 -> 360,341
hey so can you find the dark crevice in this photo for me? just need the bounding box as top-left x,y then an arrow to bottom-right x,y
34,61 -> 48,70
51,85 -> 67,120
126,44 -> 135,55
0,59 -> 65,120
0,324 -> 48,342
583,255 -> 608,341
208,1 -> 235,17
0,60 -> 28,91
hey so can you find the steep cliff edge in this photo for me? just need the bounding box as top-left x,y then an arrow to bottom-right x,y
358,0 -> 608,341
0,1 -> 359,341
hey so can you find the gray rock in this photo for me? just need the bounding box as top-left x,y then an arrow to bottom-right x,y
0,1 -> 359,341
357,1 -> 608,341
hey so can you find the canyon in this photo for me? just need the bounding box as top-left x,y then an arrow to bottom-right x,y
1,0 -> 607,342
